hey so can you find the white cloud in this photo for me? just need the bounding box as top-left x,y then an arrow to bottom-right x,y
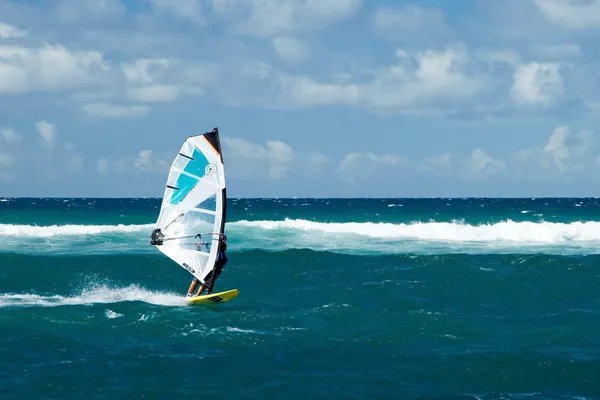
0,6 -> 592,121
478,44 -> 579,67
266,140 -> 294,179
368,45 -> 481,108
0,23 -> 26,39
467,148 -> 506,175
338,151 -> 405,183
82,103 -> 149,118
56,0 -> 126,23
510,62 -> 563,107
150,0 -> 204,24
120,58 -> 217,102
0,42 -> 217,112
420,149 -> 505,177
122,58 -> 171,85
240,62 -> 272,81
511,125 -> 596,174
222,137 -> 295,180
533,44 -> 581,59
0,153 -> 12,168
36,121 -> 56,145
543,125 -> 570,171
210,0 -> 362,37
275,44 -> 485,114
0,120 -> 100,184
373,5 -> 446,40
64,142 -> 76,151
516,148 -> 532,163
540,125 -> 594,172
271,37 -> 309,62
420,152 -> 452,171
0,44 -> 110,94
476,49 -> 521,67
1,127 -> 20,143
97,158 -> 109,174
304,152 -> 330,179
534,0 -> 600,30
134,149 -> 169,172
127,84 -> 183,102
134,150 -> 152,169
277,75 -> 360,108
94,157 -> 129,175
222,136 -> 329,181
69,155 -> 84,170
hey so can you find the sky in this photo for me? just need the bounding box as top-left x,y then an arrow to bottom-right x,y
1,0 -> 600,198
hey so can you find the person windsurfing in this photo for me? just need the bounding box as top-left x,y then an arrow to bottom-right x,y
186,234 -> 228,297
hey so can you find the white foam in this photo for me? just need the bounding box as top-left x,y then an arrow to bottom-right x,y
226,327 -> 262,334
105,309 -> 124,318
0,223 -> 153,237
2,218 -> 600,256
9,218 -> 600,243
234,218 -> 600,243
0,284 -> 186,308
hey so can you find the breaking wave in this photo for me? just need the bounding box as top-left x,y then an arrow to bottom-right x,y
235,218 -> 600,242
2,218 -> 600,255
0,223 -> 153,237
0,284 -> 186,308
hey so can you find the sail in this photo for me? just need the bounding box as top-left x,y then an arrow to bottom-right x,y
150,127 -> 227,284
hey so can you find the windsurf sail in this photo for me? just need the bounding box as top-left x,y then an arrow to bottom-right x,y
150,127 -> 227,285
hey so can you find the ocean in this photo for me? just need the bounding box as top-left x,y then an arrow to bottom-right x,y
1,197 -> 599,400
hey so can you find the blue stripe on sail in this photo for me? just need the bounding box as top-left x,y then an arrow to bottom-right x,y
170,146 -> 209,205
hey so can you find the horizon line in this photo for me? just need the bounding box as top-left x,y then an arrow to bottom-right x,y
2,196 -> 600,200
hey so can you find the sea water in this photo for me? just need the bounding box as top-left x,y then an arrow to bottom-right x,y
1,197 -> 599,399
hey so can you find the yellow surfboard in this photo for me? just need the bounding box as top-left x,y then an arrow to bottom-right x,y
186,289 -> 239,305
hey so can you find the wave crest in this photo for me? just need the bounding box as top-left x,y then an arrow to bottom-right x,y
0,223 -> 153,237
235,218 -> 600,242
2,218 -> 600,255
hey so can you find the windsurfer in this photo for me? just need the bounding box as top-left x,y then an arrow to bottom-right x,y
186,235 -> 228,297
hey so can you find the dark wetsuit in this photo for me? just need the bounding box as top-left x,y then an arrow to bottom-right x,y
195,240 -> 228,294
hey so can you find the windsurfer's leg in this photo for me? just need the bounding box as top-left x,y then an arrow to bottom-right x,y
195,284 -> 206,296
205,275 -> 216,294
206,260 -> 225,294
187,278 -> 199,296
194,271 -> 211,296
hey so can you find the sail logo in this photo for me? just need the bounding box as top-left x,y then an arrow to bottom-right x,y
205,164 -> 217,175
182,263 -> 195,274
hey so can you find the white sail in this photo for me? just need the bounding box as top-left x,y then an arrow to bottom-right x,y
150,127 -> 227,284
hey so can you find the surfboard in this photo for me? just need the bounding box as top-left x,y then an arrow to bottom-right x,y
150,127 -> 236,300
186,289 -> 239,305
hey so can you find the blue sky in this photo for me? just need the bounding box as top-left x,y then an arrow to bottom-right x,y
1,0 -> 600,198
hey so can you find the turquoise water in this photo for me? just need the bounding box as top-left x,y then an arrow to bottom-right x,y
1,197 -> 599,399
